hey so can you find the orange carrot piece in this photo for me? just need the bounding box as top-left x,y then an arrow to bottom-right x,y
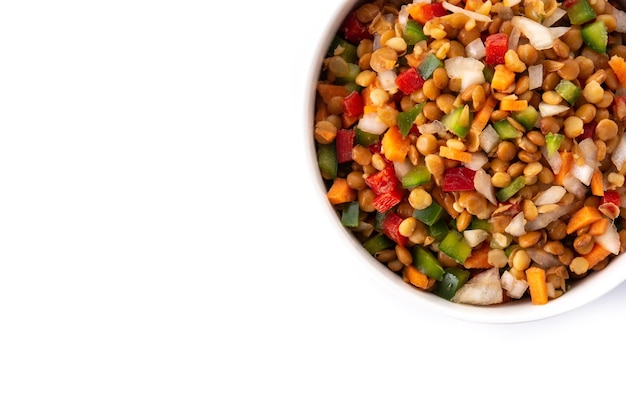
439,146 -> 473,163
590,169 -> 604,197
403,265 -> 436,290
463,244 -> 491,269
316,83 -> 349,103
499,99 -> 528,112
491,64 -> 515,91
554,151 -> 573,186
583,244 -> 612,269
608,55 -> 626,88
589,217 -> 610,237
381,125 -> 410,162
467,95 -> 497,151
526,267 -> 548,305
327,178 -> 356,205
566,205 -> 603,234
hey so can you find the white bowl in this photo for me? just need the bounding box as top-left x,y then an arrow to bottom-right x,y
303,0 -> 626,323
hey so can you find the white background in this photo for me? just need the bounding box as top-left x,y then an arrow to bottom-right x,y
1,0 -> 626,415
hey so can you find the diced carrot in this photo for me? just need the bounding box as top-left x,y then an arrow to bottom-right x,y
317,83 -> 349,103
327,178 -> 357,205
499,99 -> 528,112
491,64 -> 516,91
363,104 -> 377,114
554,151 -> 573,186
590,169 -> 604,197
403,265 -> 436,290
566,205 -> 603,235
589,217 -> 610,237
361,85 -> 374,106
467,95 -> 497,152
439,146 -> 473,163
582,243 -> 612,269
608,55 -> 626,88
526,266 -> 548,305
341,113 -> 359,128
381,125 -> 410,162
463,244 -> 491,269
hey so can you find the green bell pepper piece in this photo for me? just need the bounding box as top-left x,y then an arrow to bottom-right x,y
429,219 -> 449,242
418,53 -> 443,80
511,105 -> 539,131
414,247 -> 445,281
336,63 -> 362,84
401,165 -> 431,188
581,20 -> 608,54
403,20 -> 427,45
493,118 -> 521,140
439,230 -> 472,264
555,79 -> 581,106
327,36 -> 358,63
341,201 -> 360,228
545,132 -> 565,156
397,103 -> 424,137
469,218 -> 492,231
566,0 -> 596,24
496,175 -> 526,202
442,105 -> 472,138
413,202 -> 444,226
363,234 -> 395,255
317,143 -> 337,179
434,267 -> 471,300
356,128 -> 380,147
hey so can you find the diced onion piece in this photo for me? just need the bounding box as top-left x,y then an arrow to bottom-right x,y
539,102 -> 570,117
378,70 -> 398,93
611,132 -> 626,172
526,204 -> 570,231
541,145 -> 562,174
461,70 -> 486,92
474,168 -> 497,205
508,26 -> 521,51
526,247 -> 562,268
511,16 -> 555,50
418,120 -> 448,136
398,5 -> 410,27
533,185 -> 566,206
357,112 -> 388,135
528,64 -> 543,90
442,1 -> 492,22
611,5 -> 626,32
501,270 -> 529,299
464,151 -> 488,171
548,26 -> 571,40
445,56 -> 485,78
463,229 -> 489,247
465,38 -> 486,60
595,222 -> 621,255
562,173 -> 587,198
480,124 -> 500,153
542,8 -> 567,27
451,268 -> 503,305
393,159 -> 413,179
571,138 -> 597,186
504,211 -> 526,237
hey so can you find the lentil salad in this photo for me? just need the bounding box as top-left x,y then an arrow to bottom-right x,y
313,0 -> 626,305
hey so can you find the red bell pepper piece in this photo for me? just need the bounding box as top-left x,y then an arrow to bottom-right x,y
601,190 -> 621,207
365,165 -> 399,195
580,122 -> 596,139
484,33 -> 509,66
342,90 -> 364,118
442,166 -> 476,192
410,3 -> 447,24
335,129 -> 355,163
373,185 -> 404,213
381,211 -> 408,245
341,11 -> 374,44
614,96 -> 626,120
395,67 -> 425,95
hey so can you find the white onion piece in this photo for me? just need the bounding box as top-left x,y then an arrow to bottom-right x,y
464,229 -> 489,247
526,247 -> 562,268
418,120 -> 448,136
357,112 -> 387,135
398,5 -> 410,27
571,138 -> 597,186
501,270 -> 528,299
505,211 -> 526,237
612,132 -> 626,172
539,102 -> 570,117
508,26 -> 521,51
442,1 -> 492,22
562,173 -> 587,198
474,168 -> 497,205
462,70 -> 486,92
465,38 -> 486,60
533,186 -> 567,206
595,222 -> 621,255
465,151 -> 488,171
528,64 -> 543,90
511,16 -> 555,50
542,8 -> 567,27
541,145 -> 562,174
393,159 -> 413,179
480,124 -> 500,153
611,5 -> 626,33
548,26 -> 571,39
451,268 -> 503,305
526,204 -> 570,231
378,70 -> 398,93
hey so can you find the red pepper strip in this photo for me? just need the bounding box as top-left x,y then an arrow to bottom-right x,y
341,11 -> 373,44
381,211 -> 408,245
335,129 -> 355,164
410,3 -> 448,24
442,166 -> 476,192
395,67 -> 425,95
365,165 -> 400,195
484,33 -> 509,66
580,122 -> 596,140
342,90 -> 364,118
373,185 -> 403,214
601,190 -> 621,207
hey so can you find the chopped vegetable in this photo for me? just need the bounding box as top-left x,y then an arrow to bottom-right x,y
491,64 -> 515,91
397,103 -> 424,137
381,211 -> 408,245
484,33 -> 509,65
439,230 -> 472,264
526,267 -> 548,305
566,205 -> 603,235
545,132 -> 565,157
511,105 -> 539,130
442,166 -> 476,192
327,177 -> 356,205
496,176 -> 526,202
381,125 -> 410,162
341,201 -> 360,227
565,0 -> 596,25
581,20 -> 608,53
335,129 -> 356,163
554,79 -> 581,106
451,268 -> 503,305
403,265 -> 436,290
414,247 -> 445,280
609,55 -> 626,88
408,2 -> 448,24
395,67 -> 425,95
434,267 -> 471,300
442,105 -> 472,138
318,143 -> 337,179
493,118 -> 522,140
413,201 -> 444,226
403,19 -> 428,45
401,165 -> 431,188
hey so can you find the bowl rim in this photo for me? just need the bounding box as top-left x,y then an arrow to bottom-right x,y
303,0 -> 626,324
